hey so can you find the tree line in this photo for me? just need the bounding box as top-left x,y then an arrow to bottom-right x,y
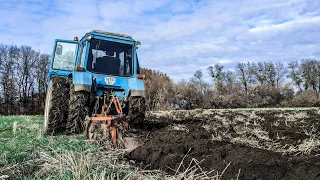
0,44 -> 49,115
143,59 -> 320,110
0,43 -> 319,115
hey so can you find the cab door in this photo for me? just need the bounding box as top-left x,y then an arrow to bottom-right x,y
48,39 -> 79,79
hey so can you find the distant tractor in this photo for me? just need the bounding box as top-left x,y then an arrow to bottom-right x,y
43,30 -> 146,147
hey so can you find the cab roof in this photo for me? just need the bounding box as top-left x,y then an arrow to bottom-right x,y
91,30 -> 132,39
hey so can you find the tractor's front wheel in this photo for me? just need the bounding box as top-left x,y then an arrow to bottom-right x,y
66,85 -> 90,134
43,77 -> 70,135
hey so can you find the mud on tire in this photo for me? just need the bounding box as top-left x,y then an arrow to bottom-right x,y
66,84 -> 90,134
86,121 -> 111,146
128,97 -> 146,124
43,76 -> 70,135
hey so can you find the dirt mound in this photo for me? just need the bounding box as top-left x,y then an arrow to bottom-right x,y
128,122 -> 320,180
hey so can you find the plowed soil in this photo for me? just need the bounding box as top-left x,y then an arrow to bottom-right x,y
127,109 -> 320,180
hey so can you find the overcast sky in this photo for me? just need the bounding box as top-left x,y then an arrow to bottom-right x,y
1,0 -> 319,82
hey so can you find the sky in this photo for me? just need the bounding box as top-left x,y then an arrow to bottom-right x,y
1,0 -> 320,82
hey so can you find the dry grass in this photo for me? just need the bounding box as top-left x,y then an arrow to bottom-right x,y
36,149 -> 132,179
163,148 -> 233,180
171,158 -> 230,180
167,124 -> 189,132
35,147 -> 228,180
279,127 -> 320,155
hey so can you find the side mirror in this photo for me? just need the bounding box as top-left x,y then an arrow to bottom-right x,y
56,44 -> 63,55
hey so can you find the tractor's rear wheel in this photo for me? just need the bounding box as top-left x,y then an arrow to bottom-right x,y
43,77 -> 70,135
66,85 -> 90,134
128,97 -> 146,124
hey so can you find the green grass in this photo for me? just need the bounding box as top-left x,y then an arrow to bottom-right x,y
0,116 -> 143,179
0,116 -> 100,165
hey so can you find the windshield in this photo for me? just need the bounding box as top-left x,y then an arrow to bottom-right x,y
86,39 -> 133,76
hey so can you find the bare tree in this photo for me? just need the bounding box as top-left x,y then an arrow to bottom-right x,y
317,62 -> 320,94
236,62 -> 253,94
189,70 -> 211,108
288,61 -> 303,92
35,54 -> 50,113
207,64 -> 225,92
251,62 -> 268,86
142,68 -> 174,111
190,70 -> 210,94
275,62 -> 286,88
224,70 -> 236,88
300,59 -> 319,93
0,45 -> 18,114
0,43 -> 50,115
16,46 -> 37,113
265,62 -> 276,87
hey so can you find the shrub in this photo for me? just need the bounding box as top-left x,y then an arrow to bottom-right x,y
291,90 -> 320,107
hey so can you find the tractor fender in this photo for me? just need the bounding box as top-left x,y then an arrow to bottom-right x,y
72,71 -> 93,92
74,84 -> 91,92
129,90 -> 145,97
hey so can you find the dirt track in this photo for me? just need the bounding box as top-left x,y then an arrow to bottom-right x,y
127,109 -> 320,180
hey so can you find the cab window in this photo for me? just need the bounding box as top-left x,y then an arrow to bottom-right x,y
52,42 -> 77,71
78,42 -> 87,67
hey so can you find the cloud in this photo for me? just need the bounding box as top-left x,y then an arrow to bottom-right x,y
1,0 -> 320,82
249,16 -> 320,33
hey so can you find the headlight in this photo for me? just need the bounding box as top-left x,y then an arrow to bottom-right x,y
86,34 -> 93,41
135,41 -> 141,49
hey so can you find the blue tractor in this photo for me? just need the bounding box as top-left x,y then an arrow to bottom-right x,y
43,30 -> 146,147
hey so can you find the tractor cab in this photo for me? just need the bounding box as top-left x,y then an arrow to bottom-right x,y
51,31 -> 141,75
49,30 -> 144,101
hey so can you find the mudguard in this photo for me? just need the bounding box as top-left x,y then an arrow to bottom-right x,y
74,84 -> 91,92
129,89 -> 145,97
72,71 -> 92,92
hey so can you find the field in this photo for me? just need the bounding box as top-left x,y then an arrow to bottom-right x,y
1,108 -> 320,179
